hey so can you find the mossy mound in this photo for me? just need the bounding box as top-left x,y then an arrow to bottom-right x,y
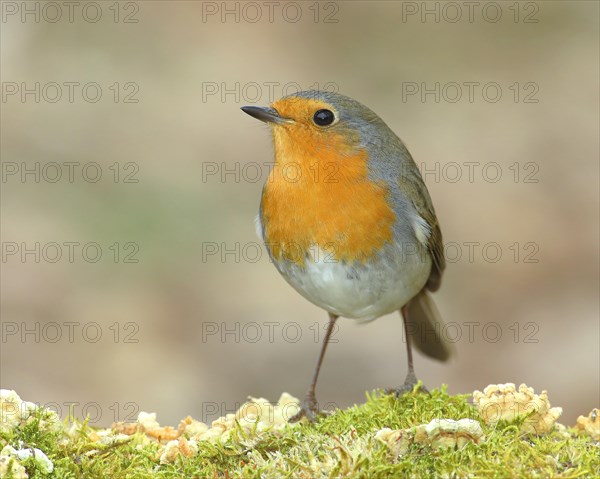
1,386 -> 598,478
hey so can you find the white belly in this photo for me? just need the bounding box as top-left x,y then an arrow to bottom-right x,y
273,244 -> 431,320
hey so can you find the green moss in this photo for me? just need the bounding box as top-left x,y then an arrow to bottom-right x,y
2,387 -> 598,479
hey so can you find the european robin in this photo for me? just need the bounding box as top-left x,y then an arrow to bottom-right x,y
241,90 -> 453,422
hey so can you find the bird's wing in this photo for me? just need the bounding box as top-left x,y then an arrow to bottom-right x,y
398,167 -> 445,292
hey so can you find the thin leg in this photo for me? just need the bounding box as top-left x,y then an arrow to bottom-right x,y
289,313 -> 338,422
402,305 -> 417,384
386,305 -> 428,396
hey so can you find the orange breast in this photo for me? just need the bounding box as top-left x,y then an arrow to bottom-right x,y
261,127 -> 395,265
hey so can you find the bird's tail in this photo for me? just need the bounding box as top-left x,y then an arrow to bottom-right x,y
404,289 -> 454,361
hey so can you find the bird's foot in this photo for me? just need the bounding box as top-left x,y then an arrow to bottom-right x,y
386,373 -> 430,397
288,394 -> 331,423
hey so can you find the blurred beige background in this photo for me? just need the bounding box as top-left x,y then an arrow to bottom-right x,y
1,1 -> 598,427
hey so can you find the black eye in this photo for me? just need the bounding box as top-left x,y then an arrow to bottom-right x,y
313,109 -> 335,126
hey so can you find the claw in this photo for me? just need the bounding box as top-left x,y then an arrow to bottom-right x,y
386,377 -> 430,397
288,396 -> 331,423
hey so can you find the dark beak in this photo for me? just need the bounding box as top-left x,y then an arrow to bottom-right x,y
241,106 -> 290,125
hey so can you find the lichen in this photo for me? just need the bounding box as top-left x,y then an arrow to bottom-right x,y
575,408 -> 600,440
473,383 -> 563,435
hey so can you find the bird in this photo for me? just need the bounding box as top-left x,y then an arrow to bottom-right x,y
241,90 -> 453,422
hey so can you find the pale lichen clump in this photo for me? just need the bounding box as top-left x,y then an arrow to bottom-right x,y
113,392 -> 301,463
159,437 -> 199,464
376,418 -> 484,458
374,428 -> 411,459
473,383 -> 562,435
0,389 -> 60,434
574,408 -> 600,440
111,410 -> 179,442
415,418 -> 485,449
1,445 -> 54,473
0,445 -> 28,479
196,392 -> 300,444
0,389 -> 59,478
